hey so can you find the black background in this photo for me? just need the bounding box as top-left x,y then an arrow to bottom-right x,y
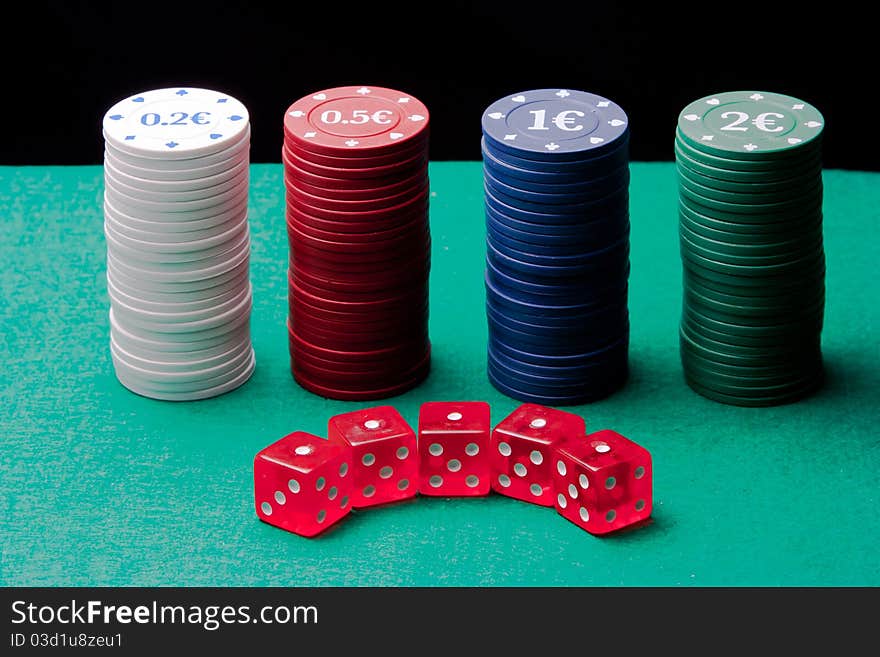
2,2 -> 876,168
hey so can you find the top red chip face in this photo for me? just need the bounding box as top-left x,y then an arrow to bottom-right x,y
284,86 -> 430,156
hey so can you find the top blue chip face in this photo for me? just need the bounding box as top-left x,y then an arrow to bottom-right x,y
481,89 -> 628,161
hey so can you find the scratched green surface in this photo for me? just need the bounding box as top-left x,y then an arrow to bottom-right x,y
0,163 -> 878,586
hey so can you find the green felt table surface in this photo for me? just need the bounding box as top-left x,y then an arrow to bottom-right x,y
1,162 -> 878,587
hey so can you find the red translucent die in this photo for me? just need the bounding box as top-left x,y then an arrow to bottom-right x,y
254,431 -> 353,537
490,403 -> 586,506
417,401 -> 492,496
327,405 -> 418,508
553,429 -> 652,535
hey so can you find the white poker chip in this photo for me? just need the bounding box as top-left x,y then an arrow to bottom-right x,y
105,177 -> 249,213
111,303 -> 251,343
106,257 -> 250,294
103,126 -> 251,173
104,212 -> 249,251
104,194 -> 248,232
108,281 -> 251,325
106,266 -> 250,304
105,145 -> 250,182
102,88 -> 250,159
106,274 -> 246,314
110,331 -> 251,368
104,222 -> 249,262
110,285 -> 252,331
110,310 -> 250,353
103,161 -> 249,201
103,153 -> 250,192
106,234 -> 249,281
113,352 -> 255,401
111,339 -> 253,382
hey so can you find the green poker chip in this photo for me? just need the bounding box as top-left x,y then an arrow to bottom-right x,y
677,91 -> 824,160
680,222 -> 823,261
674,138 -> 823,182
683,372 -> 823,407
681,314 -> 822,353
678,209 -> 823,248
684,286 -> 825,321
684,292 -> 825,329
681,349 -> 822,388
679,178 -> 823,216
684,305 -> 824,341
679,325 -> 821,367
683,259 -> 826,292
675,128 -> 822,171
681,242 -> 825,279
676,161 -> 822,198
679,199 -> 823,234
683,272 -> 825,311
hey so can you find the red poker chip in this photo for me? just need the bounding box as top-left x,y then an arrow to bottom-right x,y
291,361 -> 431,401
284,133 -> 428,169
288,267 -> 430,299
282,150 -> 428,191
285,178 -> 429,213
286,168 -> 429,202
286,201 -> 429,235
291,346 -> 430,386
289,330 -> 429,365
290,272 -> 428,304
283,145 -> 428,181
286,211 -> 429,244
289,339 -> 430,374
289,284 -> 428,319
286,187 -> 429,223
288,222 -> 430,256
283,86 -> 429,157
290,321 -> 429,351
288,253 -> 431,286
290,306 -> 428,337
289,238 -> 431,268
290,280 -> 427,312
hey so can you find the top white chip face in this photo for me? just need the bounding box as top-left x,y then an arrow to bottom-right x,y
102,88 -> 250,159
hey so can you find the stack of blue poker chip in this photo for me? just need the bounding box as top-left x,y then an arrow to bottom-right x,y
480,89 -> 631,405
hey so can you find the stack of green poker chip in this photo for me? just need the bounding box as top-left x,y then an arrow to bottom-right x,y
675,91 -> 825,407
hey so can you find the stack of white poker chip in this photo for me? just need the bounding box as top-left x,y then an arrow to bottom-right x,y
102,87 -> 255,401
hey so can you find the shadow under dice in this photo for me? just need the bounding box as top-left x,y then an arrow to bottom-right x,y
327,405 -> 418,508
417,401 -> 491,496
254,431 -> 353,537
553,429 -> 652,535
490,403 -> 587,506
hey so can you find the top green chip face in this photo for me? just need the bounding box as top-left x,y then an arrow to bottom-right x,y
678,91 -> 824,159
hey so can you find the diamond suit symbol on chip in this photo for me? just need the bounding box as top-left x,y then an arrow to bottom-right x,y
788,137 -> 802,144
487,112 -> 504,120
706,98 -> 720,105
804,121 -> 822,128
390,133 -> 404,140
132,97 -> 144,103
545,142 -> 560,151
589,137 -> 604,144
229,115 -> 243,121
290,110 -> 305,118
313,93 -> 327,100
109,114 -> 123,121
608,119 -> 626,127
397,97 -> 410,103
749,93 -> 764,100
792,104 -> 805,110
217,98 -> 227,103
304,131 -> 317,138
597,101 -> 610,108
503,134 -> 517,141
511,95 -> 526,103
683,114 -> 699,121
409,114 -> 425,122
124,135 -> 135,141
701,135 -> 714,141
210,133 -> 222,140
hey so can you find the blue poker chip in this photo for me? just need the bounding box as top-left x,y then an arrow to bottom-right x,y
487,233 -> 630,270
486,202 -> 629,240
485,182 -> 628,222
484,169 -> 630,210
485,271 -> 628,318
487,317 -> 626,354
486,258 -> 630,303
487,239 -> 630,279
489,343 -> 628,383
490,332 -> 630,368
481,89 -> 629,161
481,138 -> 628,183
483,159 -> 630,196
488,363 -> 628,405
485,185 -> 628,226
486,295 -> 629,330
486,221 -> 630,257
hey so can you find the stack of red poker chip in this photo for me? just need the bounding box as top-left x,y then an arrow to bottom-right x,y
282,86 -> 432,400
